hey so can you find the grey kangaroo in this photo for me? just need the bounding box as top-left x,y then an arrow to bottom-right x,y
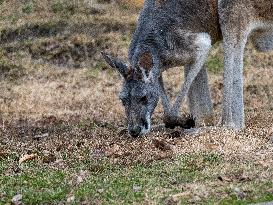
102,0 -> 273,137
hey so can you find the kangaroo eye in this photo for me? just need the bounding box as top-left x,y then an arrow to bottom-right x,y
139,96 -> 148,105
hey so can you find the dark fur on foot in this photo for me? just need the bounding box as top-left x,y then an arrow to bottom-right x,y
164,115 -> 195,129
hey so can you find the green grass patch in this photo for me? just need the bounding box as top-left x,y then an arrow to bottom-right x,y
206,43 -> 224,74
88,62 -> 109,78
0,160 -> 69,204
74,157 -> 200,204
207,56 -> 223,74
1,153 -> 272,204
22,3 -> 34,14
0,49 -> 25,81
51,1 -> 64,13
51,1 -> 79,15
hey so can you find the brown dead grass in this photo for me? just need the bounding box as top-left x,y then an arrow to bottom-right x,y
117,0 -> 144,8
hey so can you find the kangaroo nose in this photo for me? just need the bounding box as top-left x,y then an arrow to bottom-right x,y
129,126 -> 141,137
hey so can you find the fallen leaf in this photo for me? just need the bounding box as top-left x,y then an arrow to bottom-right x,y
166,130 -> 182,138
156,152 -> 172,160
152,139 -> 171,151
258,160 -> 271,168
105,144 -> 121,157
267,188 -> 273,194
76,141 -> 85,147
74,170 -> 89,185
33,133 -> 49,140
11,194 -> 22,205
54,159 -> 65,165
12,165 -> 21,173
205,143 -> 219,150
0,192 -> 7,199
118,128 -> 128,136
268,128 -> 273,143
238,174 -> 250,182
42,153 -> 56,163
77,176 -> 84,184
269,135 -> 273,144
67,195 -> 75,203
189,195 -> 202,203
19,154 -> 37,164
166,191 -> 191,204
218,176 -> 232,182
0,150 -> 8,159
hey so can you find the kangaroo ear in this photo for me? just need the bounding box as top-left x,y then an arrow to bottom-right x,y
138,52 -> 157,83
138,52 -> 153,72
101,52 -> 132,78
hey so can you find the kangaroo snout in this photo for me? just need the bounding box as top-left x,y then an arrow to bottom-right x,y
129,116 -> 151,137
129,126 -> 142,137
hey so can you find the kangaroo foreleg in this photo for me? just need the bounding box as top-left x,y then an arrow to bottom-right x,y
159,75 -> 189,129
159,65 -> 200,129
159,75 -> 171,115
172,34 -> 212,115
186,65 -> 213,126
163,56 -> 210,128
162,33 -> 212,128
162,59 -> 206,129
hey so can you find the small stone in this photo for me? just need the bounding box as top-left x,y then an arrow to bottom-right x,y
33,133 -> 49,140
269,135 -> 273,143
97,189 -> 104,193
234,187 -> 246,200
77,176 -> 84,184
152,139 -> 171,151
133,185 -> 142,192
11,194 -> 22,205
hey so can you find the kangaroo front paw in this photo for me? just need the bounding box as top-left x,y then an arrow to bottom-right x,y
163,114 -> 195,129
163,115 -> 179,129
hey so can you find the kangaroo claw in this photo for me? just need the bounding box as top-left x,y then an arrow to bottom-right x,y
163,114 -> 195,129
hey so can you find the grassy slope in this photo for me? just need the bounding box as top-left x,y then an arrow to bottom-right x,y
0,0 -> 273,204
1,153 -> 273,204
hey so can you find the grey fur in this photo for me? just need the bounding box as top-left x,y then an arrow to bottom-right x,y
103,0 -> 273,136
219,0 -> 273,128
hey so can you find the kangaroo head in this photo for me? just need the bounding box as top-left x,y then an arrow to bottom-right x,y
101,49 -> 160,137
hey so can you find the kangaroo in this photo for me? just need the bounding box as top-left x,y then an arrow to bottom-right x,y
102,0 -> 273,137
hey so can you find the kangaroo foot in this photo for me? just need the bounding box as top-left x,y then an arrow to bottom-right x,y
163,114 -> 195,129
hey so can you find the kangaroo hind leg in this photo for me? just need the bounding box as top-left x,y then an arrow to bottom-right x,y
221,23 -> 249,129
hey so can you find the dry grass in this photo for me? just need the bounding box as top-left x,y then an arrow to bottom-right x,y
117,0 -> 144,8
0,0 -> 273,204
